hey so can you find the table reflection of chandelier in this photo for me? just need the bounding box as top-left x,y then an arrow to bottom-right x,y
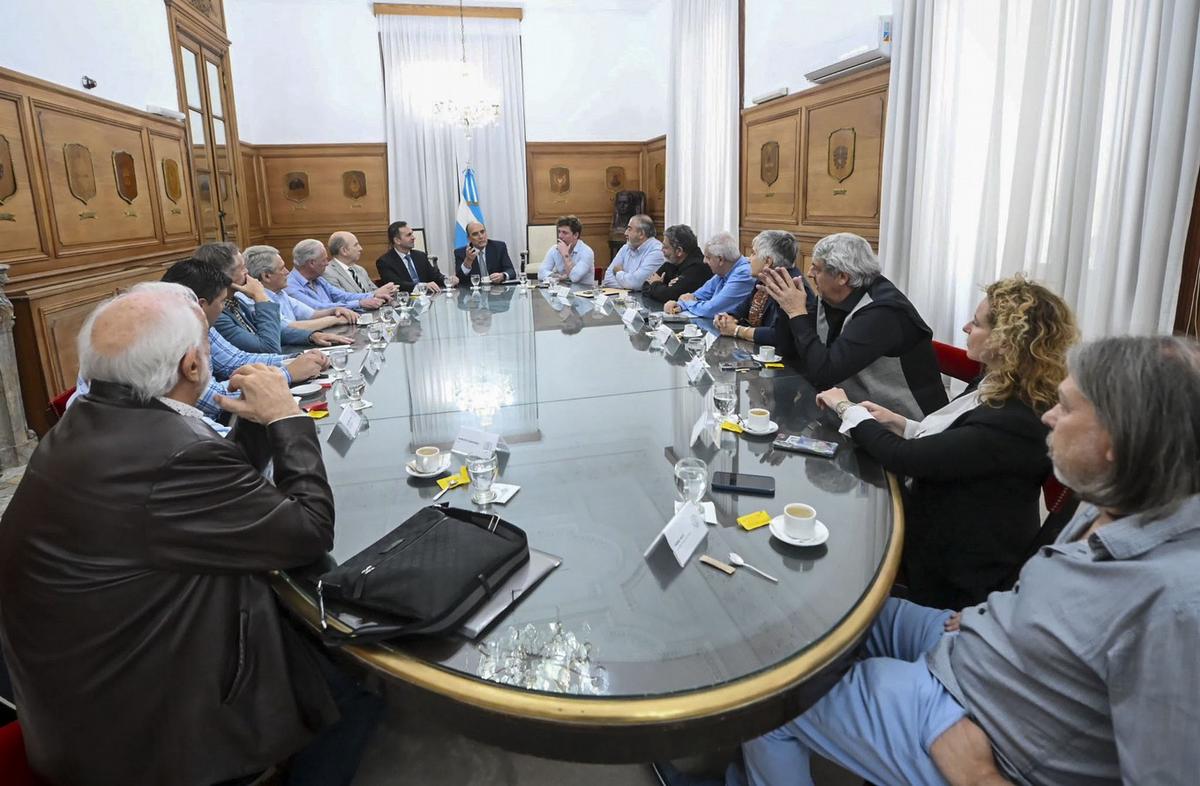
418,0 -> 502,134
453,374 -> 514,426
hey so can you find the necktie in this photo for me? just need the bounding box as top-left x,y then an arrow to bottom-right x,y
348,265 -> 367,291
478,250 -> 487,274
404,254 -> 419,283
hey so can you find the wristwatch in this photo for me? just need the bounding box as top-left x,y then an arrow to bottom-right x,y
834,400 -> 853,417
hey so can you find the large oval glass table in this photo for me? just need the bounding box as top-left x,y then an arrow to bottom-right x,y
273,284 -> 902,762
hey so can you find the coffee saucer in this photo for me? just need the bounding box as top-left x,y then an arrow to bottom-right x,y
742,420 -> 779,437
405,455 -> 452,478
752,353 -> 780,364
769,516 -> 829,547
290,383 -> 323,398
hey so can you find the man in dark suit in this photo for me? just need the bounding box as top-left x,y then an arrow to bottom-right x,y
0,286 -> 381,786
377,220 -> 454,293
455,221 -> 517,284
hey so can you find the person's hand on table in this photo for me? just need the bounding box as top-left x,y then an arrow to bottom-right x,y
359,296 -> 384,310
714,313 -> 738,336
488,272 -> 506,284
373,282 -> 397,302
664,300 -> 681,315
310,331 -> 353,347
815,387 -> 851,412
332,307 -> 357,324
423,280 -> 441,294
285,352 -> 325,381
679,292 -> 697,302
862,401 -> 907,436
760,266 -> 808,317
230,275 -> 269,302
446,275 -> 459,288
216,364 -> 303,424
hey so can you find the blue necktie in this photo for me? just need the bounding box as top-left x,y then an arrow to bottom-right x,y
404,254 -> 419,283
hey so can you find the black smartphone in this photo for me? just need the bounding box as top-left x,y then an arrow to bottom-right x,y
773,434 -> 839,458
711,471 -> 776,496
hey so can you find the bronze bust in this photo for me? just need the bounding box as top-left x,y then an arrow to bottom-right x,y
611,190 -> 646,233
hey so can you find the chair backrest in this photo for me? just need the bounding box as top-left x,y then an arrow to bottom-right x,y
525,224 -> 557,277
411,227 -> 427,254
0,722 -> 46,786
931,340 -> 982,383
47,386 -> 76,424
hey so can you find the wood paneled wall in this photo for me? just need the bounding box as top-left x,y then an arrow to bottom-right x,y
740,66 -> 888,270
240,142 -> 392,278
0,67 -> 202,434
526,137 -> 666,268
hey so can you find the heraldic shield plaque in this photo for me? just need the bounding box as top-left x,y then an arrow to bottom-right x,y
760,141 -> 780,187
162,158 -> 183,204
342,170 -> 366,200
112,150 -> 138,204
828,128 -> 856,183
606,166 -> 625,193
654,162 -> 665,195
549,166 -> 570,194
0,135 -> 16,205
285,171 -> 309,203
64,143 -> 97,205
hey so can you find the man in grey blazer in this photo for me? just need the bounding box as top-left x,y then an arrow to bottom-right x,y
325,231 -> 388,297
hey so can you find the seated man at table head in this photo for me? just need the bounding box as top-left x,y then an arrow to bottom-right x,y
663,231 -> 754,320
287,238 -> 393,312
163,258 -> 328,387
0,286 -> 382,786
325,231 -> 379,295
700,335 -> 1200,786
196,240 -> 312,353
537,215 -> 595,284
761,232 -> 946,419
244,244 -> 355,347
456,221 -> 516,284
601,213 -> 664,291
378,220 -> 454,292
642,223 -> 708,302
714,229 -> 811,346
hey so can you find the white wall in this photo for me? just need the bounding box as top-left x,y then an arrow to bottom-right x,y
744,0 -> 893,107
0,0 -> 178,111
225,0 -> 387,144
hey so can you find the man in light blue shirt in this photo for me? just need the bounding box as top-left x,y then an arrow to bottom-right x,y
286,238 -> 392,312
664,231 -> 754,320
538,215 -> 595,284
602,214 -> 664,291
244,244 -> 356,347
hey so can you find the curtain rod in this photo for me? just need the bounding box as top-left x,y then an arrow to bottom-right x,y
373,3 -> 523,20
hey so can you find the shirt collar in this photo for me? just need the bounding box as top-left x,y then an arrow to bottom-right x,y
331,258 -> 350,274
1054,494 -> 1200,560
156,396 -> 205,420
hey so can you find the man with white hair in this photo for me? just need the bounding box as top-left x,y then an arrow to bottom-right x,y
663,231 -> 754,319
0,287 -> 382,785
602,213 -> 664,291
760,232 -> 946,419
244,244 -> 356,348
287,238 -> 393,312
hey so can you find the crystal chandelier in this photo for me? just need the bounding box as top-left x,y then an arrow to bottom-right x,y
423,0 -> 502,132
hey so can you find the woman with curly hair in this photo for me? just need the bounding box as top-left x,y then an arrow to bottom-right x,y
815,275 -> 1078,608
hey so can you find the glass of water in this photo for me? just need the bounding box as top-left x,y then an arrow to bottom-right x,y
329,350 -> 349,379
712,382 -> 737,421
343,372 -> 369,410
467,453 -> 498,504
367,325 -> 387,350
674,457 -> 708,509
686,336 -> 706,360
471,273 -> 482,290
647,312 -> 663,332
380,304 -> 395,324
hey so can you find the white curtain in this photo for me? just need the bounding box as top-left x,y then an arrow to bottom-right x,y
880,0 -> 1200,340
379,14 -> 527,266
667,0 -> 740,243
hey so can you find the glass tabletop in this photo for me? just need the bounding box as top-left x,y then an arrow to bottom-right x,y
290,284 -> 896,701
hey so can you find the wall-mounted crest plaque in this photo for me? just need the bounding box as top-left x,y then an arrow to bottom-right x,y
760,141 -> 780,187
112,150 -> 138,204
0,135 -> 16,205
605,166 -> 625,193
162,158 -> 183,203
654,162 -> 665,195
828,128 -> 856,183
64,143 -> 97,205
342,170 -> 366,200
549,166 -> 570,194
285,171 -> 309,203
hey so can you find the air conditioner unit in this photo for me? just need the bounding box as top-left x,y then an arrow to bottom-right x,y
804,16 -> 892,84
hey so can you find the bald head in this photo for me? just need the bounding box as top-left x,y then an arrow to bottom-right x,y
328,231 -> 362,264
78,287 -> 209,402
466,222 -> 488,249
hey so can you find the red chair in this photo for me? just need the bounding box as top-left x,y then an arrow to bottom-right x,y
931,340 -> 982,383
0,722 -> 46,786
46,386 -> 76,426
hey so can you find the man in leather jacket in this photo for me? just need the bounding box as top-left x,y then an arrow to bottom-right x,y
0,286 -> 381,786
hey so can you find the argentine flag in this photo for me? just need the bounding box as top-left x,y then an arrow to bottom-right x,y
454,168 -> 485,249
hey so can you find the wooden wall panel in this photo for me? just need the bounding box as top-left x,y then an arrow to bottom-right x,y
150,133 -> 195,240
802,91 -> 885,228
0,94 -> 48,263
526,138 -> 666,269
258,144 -> 387,229
240,145 -> 264,243
743,112 -> 800,226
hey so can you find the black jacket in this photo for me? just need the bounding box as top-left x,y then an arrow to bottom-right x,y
454,239 -> 517,281
377,247 -> 446,291
848,389 -> 1050,608
641,251 -> 710,302
0,382 -> 338,786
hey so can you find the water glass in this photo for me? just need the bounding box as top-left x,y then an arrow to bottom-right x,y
712,382 -> 737,420
471,273 -> 482,290
686,336 -> 706,360
674,457 -> 708,507
344,373 -> 368,410
367,325 -> 387,349
647,312 -> 663,332
467,453 -> 498,504
329,351 -> 349,378
380,305 -> 395,324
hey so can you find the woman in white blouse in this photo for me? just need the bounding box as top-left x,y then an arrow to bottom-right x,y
816,276 -> 1078,608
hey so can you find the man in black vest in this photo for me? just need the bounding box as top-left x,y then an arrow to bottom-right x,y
377,220 -> 454,293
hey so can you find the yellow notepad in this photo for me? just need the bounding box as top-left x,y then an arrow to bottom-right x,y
437,466 -> 469,491
737,510 -> 772,531
764,362 -> 785,369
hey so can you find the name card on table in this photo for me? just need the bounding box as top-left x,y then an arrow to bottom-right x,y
335,404 -> 364,439
686,356 -> 711,384
594,291 -> 608,307
621,307 -> 640,328
363,349 -> 382,376
644,501 -> 707,567
653,325 -> 675,343
704,331 -> 719,350
451,426 -> 509,458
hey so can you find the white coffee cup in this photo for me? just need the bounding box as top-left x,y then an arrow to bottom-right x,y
747,407 -> 771,430
759,345 -> 777,361
414,445 -> 441,472
682,324 -> 701,338
783,503 -> 818,541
